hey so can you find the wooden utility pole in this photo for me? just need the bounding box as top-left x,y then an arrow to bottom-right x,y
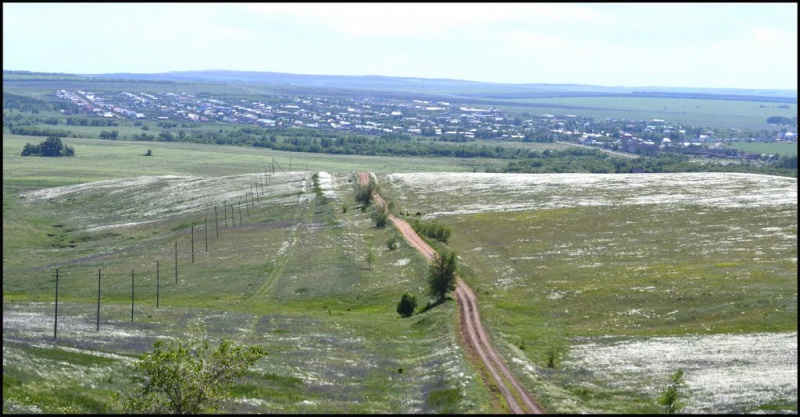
130,269 -> 135,322
52,269 -> 59,339
97,269 -> 102,331
156,261 -> 160,308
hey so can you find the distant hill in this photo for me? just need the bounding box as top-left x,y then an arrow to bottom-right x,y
5,69 -> 796,103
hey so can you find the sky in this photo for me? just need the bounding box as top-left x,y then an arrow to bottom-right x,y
3,3 -> 797,90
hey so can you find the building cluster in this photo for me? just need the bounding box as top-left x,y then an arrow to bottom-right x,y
55,89 -> 795,153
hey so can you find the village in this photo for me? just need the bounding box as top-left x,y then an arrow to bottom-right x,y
55,88 -> 796,161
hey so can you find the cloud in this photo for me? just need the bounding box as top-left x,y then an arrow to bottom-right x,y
236,3 -> 614,38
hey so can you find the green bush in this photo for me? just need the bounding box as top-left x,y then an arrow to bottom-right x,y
658,369 -> 687,414
411,219 -> 451,243
21,136 -> 75,157
370,207 -> 388,228
396,292 -> 417,318
386,233 -> 400,250
427,251 -> 457,302
117,339 -> 267,414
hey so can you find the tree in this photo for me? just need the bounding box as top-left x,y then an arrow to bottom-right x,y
386,233 -> 400,250
658,369 -> 687,414
370,207 -> 388,228
766,116 -> 791,125
355,178 -> 378,207
21,142 -> 39,156
118,338 -> 268,414
40,136 -> 65,156
396,292 -> 418,318
427,250 -> 457,302
20,136 -> 74,157
366,243 -> 375,270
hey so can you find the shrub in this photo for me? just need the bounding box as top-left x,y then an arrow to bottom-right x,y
658,369 -> 688,414
355,178 -> 378,206
427,250 -> 457,302
411,219 -> 451,243
396,292 -> 418,318
370,207 -> 388,228
117,339 -> 267,414
386,233 -> 400,250
21,136 -> 74,157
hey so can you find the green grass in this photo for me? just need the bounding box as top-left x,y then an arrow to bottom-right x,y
3,135 -> 494,187
491,96 -> 797,129
2,145 -> 496,413
3,138 -> 795,414
722,141 -> 798,157
380,170 -> 796,412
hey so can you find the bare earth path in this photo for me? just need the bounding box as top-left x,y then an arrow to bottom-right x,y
357,172 -> 544,414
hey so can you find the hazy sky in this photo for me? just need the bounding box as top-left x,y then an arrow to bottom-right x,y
4,3 -> 797,90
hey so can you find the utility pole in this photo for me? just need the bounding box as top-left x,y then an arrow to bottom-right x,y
97,269 -> 102,331
52,269 -> 59,339
130,269 -> 135,322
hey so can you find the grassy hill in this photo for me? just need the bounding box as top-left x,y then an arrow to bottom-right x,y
3,137 -> 796,413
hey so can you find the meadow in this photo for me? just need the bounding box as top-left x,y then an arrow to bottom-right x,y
3,138 -> 797,413
383,171 -> 797,413
722,141 -> 798,157
490,96 -> 797,130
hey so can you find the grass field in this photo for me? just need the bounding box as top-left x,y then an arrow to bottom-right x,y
2,135 -> 502,187
722,141 -> 798,157
490,96 -> 797,130
3,139 -> 797,413
3,163 -> 492,413
383,171 -> 797,413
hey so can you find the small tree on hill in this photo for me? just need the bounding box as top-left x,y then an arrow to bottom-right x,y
427,250 -> 458,303
386,233 -> 400,250
370,207 -> 388,228
355,178 -> 378,207
366,242 -> 375,270
118,338 -> 267,414
396,292 -> 417,318
658,369 -> 688,414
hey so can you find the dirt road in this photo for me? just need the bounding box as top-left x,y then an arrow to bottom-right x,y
357,172 -> 544,414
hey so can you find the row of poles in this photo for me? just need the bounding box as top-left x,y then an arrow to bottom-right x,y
49,164 -> 295,339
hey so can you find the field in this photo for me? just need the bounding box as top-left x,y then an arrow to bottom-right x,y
722,141 -> 798,157
490,96 -> 797,130
3,138 -> 797,413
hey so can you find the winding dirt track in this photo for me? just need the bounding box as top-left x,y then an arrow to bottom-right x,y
357,172 -> 543,414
